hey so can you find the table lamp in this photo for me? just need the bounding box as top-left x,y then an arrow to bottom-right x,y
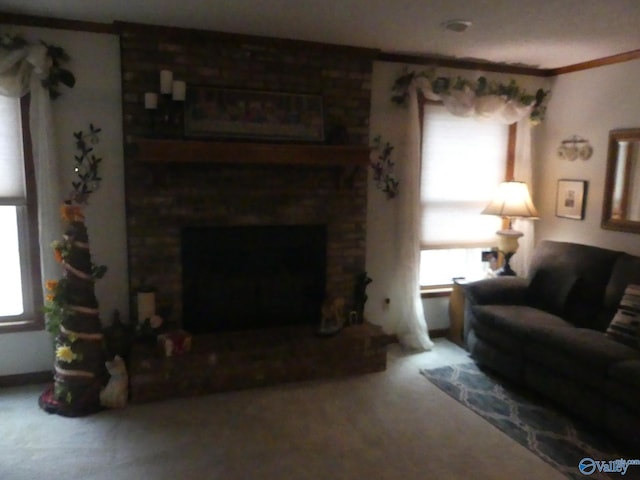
481,181 -> 539,276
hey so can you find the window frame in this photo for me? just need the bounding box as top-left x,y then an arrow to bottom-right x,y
418,96 -> 516,293
0,95 -> 44,333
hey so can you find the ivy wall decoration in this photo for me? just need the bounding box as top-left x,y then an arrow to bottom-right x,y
370,135 -> 399,199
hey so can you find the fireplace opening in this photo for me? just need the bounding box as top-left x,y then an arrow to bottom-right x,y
181,225 -> 327,334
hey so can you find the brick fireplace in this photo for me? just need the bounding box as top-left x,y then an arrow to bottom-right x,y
118,23 -> 390,402
119,22 -> 375,329
181,224 -> 328,333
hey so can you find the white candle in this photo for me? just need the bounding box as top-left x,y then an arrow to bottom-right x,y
160,69 -> 173,94
144,92 -> 158,109
172,80 -> 186,101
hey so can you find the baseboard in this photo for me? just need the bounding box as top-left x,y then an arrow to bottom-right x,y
378,329 -> 448,344
0,370 -> 53,388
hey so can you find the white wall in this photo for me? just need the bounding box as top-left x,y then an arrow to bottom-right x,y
534,59 -> 640,255
2,26 -> 637,373
365,61 -> 549,334
0,26 -> 127,375
365,62 -> 406,334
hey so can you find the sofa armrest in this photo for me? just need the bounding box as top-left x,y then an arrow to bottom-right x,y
464,276 -> 529,306
462,277 -> 529,349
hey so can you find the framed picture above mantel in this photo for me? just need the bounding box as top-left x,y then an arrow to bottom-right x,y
184,86 -> 325,143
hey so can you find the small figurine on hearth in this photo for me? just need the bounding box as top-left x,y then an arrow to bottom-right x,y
100,355 -> 128,409
318,297 -> 346,336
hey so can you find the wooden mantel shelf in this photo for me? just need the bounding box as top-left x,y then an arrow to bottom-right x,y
133,138 -> 371,167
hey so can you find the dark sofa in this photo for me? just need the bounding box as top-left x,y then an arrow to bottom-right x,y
463,240 -> 640,449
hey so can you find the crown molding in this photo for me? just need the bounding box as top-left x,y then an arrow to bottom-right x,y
1,12 -> 114,34
2,12 -> 639,77
376,51 -> 548,77
546,49 -> 640,76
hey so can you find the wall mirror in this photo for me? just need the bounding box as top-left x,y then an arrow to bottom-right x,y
602,128 -> 640,233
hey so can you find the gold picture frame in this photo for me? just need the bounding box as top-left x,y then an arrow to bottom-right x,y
184,87 -> 324,142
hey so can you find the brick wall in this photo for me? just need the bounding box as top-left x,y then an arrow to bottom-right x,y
119,23 -> 375,327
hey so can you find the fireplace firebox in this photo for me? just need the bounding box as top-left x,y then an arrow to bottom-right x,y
182,225 -> 327,334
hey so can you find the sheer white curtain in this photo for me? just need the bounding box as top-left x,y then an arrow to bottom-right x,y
511,118 -> 536,276
0,44 -> 62,288
392,77 -> 538,349
394,86 -> 433,351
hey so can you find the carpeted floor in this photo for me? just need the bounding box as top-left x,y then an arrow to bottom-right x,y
1,340 -> 567,480
420,362 -> 631,480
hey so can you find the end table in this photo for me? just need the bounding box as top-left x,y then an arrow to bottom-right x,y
447,278 -> 468,347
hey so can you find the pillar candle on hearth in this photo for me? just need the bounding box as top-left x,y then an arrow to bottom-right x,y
137,290 -> 156,322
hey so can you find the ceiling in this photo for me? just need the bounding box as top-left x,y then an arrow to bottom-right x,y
3,0 -> 640,69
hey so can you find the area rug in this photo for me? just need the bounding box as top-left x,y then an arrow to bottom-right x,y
420,362 -> 629,480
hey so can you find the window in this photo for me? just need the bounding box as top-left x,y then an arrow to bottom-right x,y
0,95 -> 43,332
419,104 -> 508,288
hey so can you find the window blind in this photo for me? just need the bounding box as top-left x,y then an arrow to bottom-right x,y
420,105 -> 507,249
0,96 -> 26,205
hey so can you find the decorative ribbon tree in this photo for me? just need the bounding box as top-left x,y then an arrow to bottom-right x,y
39,124 -> 107,417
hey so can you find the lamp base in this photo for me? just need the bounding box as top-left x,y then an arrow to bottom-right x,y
497,251 -> 517,276
495,228 -> 522,277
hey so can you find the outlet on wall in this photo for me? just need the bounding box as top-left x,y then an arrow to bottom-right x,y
382,297 -> 390,310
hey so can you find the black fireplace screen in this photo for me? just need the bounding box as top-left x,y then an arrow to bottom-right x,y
181,225 -> 327,334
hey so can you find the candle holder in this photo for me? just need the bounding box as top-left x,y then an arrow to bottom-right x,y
170,99 -> 185,133
143,71 -> 187,139
160,93 -> 173,134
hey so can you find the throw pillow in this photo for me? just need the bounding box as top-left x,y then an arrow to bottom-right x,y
526,268 -> 579,316
606,284 -> 640,349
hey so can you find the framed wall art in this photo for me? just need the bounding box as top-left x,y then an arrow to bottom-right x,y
556,179 -> 587,220
184,87 -> 324,142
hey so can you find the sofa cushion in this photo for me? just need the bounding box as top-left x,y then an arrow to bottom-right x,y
603,254 -> 640,326
608,359 -> 640,389
525,327 -> 640,388
605,284 -> 640,349
527,240 -> 622,329
606,360 -> 640,413
470,304 -> 572,353
604,402 -> 640,449
526,268 -> 578,316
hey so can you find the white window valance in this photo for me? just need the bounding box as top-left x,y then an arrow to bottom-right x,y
392,68 -> 549,125
0,34 -> 75,292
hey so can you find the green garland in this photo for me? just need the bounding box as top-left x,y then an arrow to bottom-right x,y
43,278 -> 70,338
391,68 -> 549,124
0,33 -> 75,99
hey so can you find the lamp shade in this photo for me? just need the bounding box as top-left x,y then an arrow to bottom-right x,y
481,181 -> 539,218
